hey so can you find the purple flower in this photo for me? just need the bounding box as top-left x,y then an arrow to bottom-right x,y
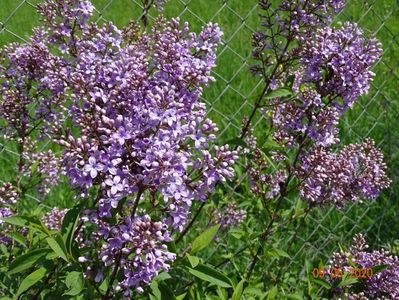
112,127 -> 131,145
84,156 -> 104,179
105,175 -> 125,195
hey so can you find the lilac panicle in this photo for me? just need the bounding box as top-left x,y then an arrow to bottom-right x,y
213,203 -> 246,232
42,207 -> 69,231
97,214 -> 176,295
295,139 -> 390,208
329,234 -> 399,299
269,88 -> 340,147
56,14 -> 237,231
0,183 -> 19,245
277,0 -> 345,33
297,22 -> 382,110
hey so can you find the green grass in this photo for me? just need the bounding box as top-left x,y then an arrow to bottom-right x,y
0,0 -> 398,294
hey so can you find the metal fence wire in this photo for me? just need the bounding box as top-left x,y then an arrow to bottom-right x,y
1,0 -> 399,282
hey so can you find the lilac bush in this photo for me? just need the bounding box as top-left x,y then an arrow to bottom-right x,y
0,0 -> 239,297
0,0 -> 394,298
53,2 -> 237,296
247,0 -> 389,209
239,0 -> 391,292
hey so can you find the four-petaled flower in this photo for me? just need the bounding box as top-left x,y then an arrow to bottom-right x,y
112,127 -> 131,145
105,175 -> 125,195
84,157 -> 104,179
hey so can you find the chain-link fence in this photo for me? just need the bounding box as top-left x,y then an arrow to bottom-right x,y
1,0 -> 398,280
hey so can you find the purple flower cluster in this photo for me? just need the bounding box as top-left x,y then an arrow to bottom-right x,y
249,148 -> 288,199
297,22 -> 382,110
269,88 -> 340,147
251,0 -> 345,77
33,150 -> 61,195
253,1 -> 382,149
42,207 -> 69,231
37,0 -> 94,52
213,203 -> 246,232
277,0 -> 345,33
267,21 -> 381,148
329,234 -> 399,299
0,29 -> 67,138
97,214 -> 175,295
0,183 -> 18,245
295,139 -> 391,208
51,14 -> 237,231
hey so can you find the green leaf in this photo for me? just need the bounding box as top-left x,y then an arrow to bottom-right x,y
150,281 -> 161,300
0,244 -> 8,255
61,204 -> 82,257
188,264 -> 232,288
4,216 -> 49,235
158,282 -> 177,300
312,278 -> 330,289
30,161 -> 39,174
337,276 -> 358,288
264,88 -> 292,100
154,272 -> 172,282
267,248 -> 290,259
46,236 -> 68,262
99,276 -> 109,294
372,264 -> 390,275
186,254 -> 200,268
5,232 -> 26,247
294,198 -> 305,217
232,279 -> 245,300
267,286 -> 278,300
16,267 -> 47,297
63,271 -> 84,296
191,224 -> 220,254
286,294 -> 303,300
8,248 -> 52,275
216,287 -> 227,300
275,248 -> 290,258
176,293 -> 187,300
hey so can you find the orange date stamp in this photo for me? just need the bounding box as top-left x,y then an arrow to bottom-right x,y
312,267 -> 373,279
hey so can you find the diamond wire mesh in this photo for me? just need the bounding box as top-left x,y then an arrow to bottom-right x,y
0,0 -> 398,278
